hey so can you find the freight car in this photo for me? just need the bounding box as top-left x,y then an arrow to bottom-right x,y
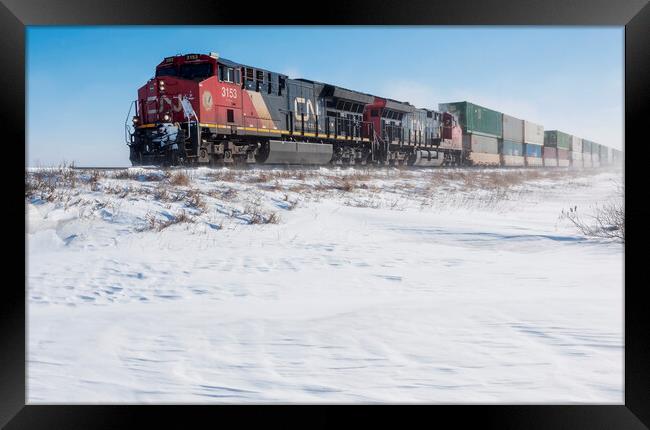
126,53 -> 462,167
125,52 -> 616,168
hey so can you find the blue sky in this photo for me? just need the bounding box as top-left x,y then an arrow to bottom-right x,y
27,26 -> 623,166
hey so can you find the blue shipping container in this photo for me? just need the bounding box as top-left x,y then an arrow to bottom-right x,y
525,144 -> 542,157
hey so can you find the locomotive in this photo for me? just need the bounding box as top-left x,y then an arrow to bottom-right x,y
126,52 -> 463,167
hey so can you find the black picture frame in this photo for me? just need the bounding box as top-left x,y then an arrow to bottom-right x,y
5,0 -> 648,428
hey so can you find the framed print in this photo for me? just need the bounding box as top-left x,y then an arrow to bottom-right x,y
5,0 -> 649,427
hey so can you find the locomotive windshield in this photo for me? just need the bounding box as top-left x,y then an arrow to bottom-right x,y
179,63 -> 214,81
155,66 -> 178,77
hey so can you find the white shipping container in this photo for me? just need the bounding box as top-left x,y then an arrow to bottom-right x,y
572,151 -> 583,160
468,152 -> 501,166
571,136 -> 582,153
503,114 -> 524,143
502,155 -> 525,166
526,157 -> 544,167
543,157 -> 558,167
463,134 -> 499,154
524,121 -> 544,145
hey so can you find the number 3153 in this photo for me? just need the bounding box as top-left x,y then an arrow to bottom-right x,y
221,87 -> 237,98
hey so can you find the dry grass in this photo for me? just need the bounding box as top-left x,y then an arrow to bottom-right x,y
185,188 -> 207,212
333,178 -> 355,192
242,204 -> 279,224
169,171 -> 190,186
145,210 -> 194,231
153,184 -> 170,202
88,170 -> 101,191
238,197 -> 280,225
281,194 -> 299,211
113,169 -> 166,182
206,170 -> 238,182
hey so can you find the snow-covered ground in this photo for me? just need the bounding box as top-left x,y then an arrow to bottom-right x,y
26,166 -> 624,403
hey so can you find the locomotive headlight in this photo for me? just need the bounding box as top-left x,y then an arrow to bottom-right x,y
162,113 -> 171,122
158,80 -> 166,91
132,116 -> 140,124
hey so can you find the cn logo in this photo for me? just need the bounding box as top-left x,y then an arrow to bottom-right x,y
294,97 -> 318,122
202,91 -> 214,111
159,95 -> 183,113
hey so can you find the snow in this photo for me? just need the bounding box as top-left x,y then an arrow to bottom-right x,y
26,166 -> 624,403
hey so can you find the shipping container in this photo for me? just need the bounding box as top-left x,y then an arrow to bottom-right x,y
571,136 -> 582,153
502,155 -> 525,166
544,130 -> 572,149
439,101 -> 503,138
524,120 -> 544,145
544,158 -> 558,167
591,142 -> 600,155
526,157 -> 544,167
572,151 -> 583,168
543,146 -> 558,167
583,157 -> 593,168
525,143 -> 543,158
468,152 -> 501,166
600,145 -> 608,163
463,133 -> 499,154
582,139 -> 593,154
592,150 -> 600,168
501,140 -> 524,156
557,149 -> 570,167
572,156 -> 583,168
502,114 -> 524,142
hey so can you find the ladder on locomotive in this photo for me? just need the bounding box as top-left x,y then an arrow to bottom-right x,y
180,96 -> 200,157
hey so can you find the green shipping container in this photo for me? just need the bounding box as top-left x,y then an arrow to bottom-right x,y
544,130 -> 572,150
600,144 -> 608,160
582,140 -> 593,153
439,101 -> 503,138
592,143 -> 600,154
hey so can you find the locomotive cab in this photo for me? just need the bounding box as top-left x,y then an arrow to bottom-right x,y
128,53 -> 222,165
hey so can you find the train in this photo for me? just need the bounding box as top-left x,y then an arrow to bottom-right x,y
126,52 -> 622,168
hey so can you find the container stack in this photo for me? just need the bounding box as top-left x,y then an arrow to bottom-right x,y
439,101 -> 502,166
592,142 -> 601,167
582,140 -> 593,167
500,114 -> 525,166
544,130 -> 571,167
607,147 -> 614,166
523,120 -> 544,167
571,135 -> 583,168
600,144 -> 609,166
542,130 -> 559,167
